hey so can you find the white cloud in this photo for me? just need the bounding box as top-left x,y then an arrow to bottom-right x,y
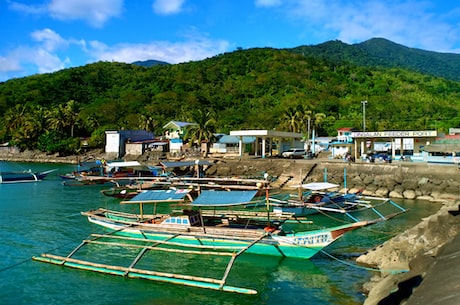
280,0 -> 460,52
0,28 -> 76,80
0,23 -> 230,81
0,55 -> 21,74
33,48 -> 68,74
152,0 -> 185,15
30,28 -> 68,52
0,46 -> 66,80
48,0 -> 123,27
87,36 -> 230,64
8,0 -> 123,27
8,1 -> 47,15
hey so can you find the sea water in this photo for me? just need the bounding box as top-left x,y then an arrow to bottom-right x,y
0,162 -> 442,305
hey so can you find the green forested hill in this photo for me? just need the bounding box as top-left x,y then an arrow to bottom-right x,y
131,59 -> 170,67
0,43 -> 460,153
290,38 -> 460,81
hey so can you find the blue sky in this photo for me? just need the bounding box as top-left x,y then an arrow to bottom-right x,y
1,0 -> 460,82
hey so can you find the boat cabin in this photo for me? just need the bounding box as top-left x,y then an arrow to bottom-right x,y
160,210 -> 201,227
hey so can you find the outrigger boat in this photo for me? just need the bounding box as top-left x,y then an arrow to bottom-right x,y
269,182 -> 406,220
270,182 -> 362,216
0,169 -> 55,183
33,188 -> 373,294
61,161 -> 159,186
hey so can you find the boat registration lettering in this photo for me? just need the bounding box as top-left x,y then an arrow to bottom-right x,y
293,233 -> 330,246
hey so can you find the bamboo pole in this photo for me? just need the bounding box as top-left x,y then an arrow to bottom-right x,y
125,247 -> 149,276
219,234 -> 268,289
39,254 -> 225,284
85,239 -> 236,256
60,224 -> 135,264
88,234 -> 243,250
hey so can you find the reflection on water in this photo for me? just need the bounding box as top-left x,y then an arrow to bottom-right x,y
0,162 -> 442,305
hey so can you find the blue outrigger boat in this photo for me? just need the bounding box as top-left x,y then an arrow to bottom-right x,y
0,169 -> 55,183
33,188 -> 373,294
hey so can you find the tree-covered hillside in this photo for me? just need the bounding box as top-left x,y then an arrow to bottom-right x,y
290,38 -> 460,81
0,46 -> 459,154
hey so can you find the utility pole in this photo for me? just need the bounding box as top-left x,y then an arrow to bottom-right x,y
361,100 -> 368,131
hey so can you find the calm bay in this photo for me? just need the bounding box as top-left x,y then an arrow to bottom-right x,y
0,162 -> 441,305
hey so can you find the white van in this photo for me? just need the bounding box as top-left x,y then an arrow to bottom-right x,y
282,148 -> 306,159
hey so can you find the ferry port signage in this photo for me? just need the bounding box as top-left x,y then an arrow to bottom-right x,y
351,130 -> 437,138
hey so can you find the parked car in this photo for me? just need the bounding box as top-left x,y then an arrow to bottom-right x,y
365,152 -> 392,163
282,148 -> 306,159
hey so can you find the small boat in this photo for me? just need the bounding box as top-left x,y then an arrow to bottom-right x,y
100,180 -> 167,199
33,188 -> 371,294
0,169 -> 55,183
61,160 -> 158,186
270,182 -> 407,224
270,182 -> 364,216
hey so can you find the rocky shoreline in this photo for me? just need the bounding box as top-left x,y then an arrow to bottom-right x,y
2,151 -> 459,304
357,200 -> 460,304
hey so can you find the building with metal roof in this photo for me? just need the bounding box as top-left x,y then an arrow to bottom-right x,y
229,130 -> 304,158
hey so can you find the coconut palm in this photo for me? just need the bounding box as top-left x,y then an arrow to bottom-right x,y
281,106 -> 302,132
183,109 -> 216,145
47,100 -> 81,137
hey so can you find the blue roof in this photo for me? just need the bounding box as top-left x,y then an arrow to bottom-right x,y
218,135 -> 255,144
191,190 -> 258,207
126,189 -> 190,203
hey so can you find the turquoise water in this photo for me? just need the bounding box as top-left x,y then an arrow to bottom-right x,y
0,162 -> 442,305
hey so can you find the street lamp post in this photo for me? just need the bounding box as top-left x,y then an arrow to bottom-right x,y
361,100 -> 368,131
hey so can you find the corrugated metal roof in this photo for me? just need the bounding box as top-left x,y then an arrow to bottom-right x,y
424,143 -> 460,152
162,121 -> 197,129
125,189 -> 190,203
191,190 -> 258,207
218,135 -> 256,144
106,161 -> 143,168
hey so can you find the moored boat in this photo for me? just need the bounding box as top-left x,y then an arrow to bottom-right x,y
33,188 -> 371,294
270,182 -> 365,216
0,169 -> 55,183
270,182 -> 407,223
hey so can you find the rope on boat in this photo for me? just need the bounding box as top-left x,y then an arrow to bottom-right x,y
0,238 -> 78,273
319,249 -> 409,274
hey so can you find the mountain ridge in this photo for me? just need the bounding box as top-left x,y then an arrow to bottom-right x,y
289,38 -> 460,81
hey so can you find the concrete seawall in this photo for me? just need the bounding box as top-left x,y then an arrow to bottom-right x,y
2,150 -> 460,202
209,158 -> 460,201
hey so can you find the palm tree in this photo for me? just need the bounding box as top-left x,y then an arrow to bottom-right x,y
138,114 -> 157,132
63,100 -> 81,137
183,109 -> 216,146
281,106 -> 301,132
47,100 -> 81,137
3,104 -> 27,136
313,112 -> 326,133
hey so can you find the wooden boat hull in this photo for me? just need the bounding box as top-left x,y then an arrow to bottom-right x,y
0,170 -> 53,183
83,211 -> 365,260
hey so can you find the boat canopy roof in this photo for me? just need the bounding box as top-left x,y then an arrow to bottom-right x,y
159,160 -> 213,168
123,189 -> 190,204
191,190 -> 258,207
106,161 -> 144,168
294,182 -> 340,191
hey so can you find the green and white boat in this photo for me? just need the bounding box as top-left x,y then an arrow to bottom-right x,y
33,189 -> 370,294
